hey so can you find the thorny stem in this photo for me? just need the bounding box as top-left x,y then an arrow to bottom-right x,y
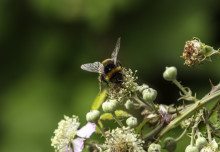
95,122 -> 106,137
132,95 -> 152,110
157,90 -> 220,140
208,100 -> 220,118
84,142 -> 105,149
147,99 -> 158,114
206,122 -> 212,143
143,123 -> 164,141
190,115 -> 201,146
175,128 -> 188,142
204,109 -> 213,143
111,112 -> 123,127
172,79 -> 189,96
206,119 -> 220,138
168,104 -> 192,114
134,93 -> 158,114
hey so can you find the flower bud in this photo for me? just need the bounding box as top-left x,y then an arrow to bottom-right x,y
195,137 -> 207,150
138,84 -> 149,93
163,137 -> 177,152
142,88 -> 157,102
126,117 -> 138,128
148,143 -> 161,152
163,66 -> 177,81
185,145 -> 199,152
102,99 -> 118,113
86,110 -> 100,122
125,99 -> 135,110
210,139 -> 218,150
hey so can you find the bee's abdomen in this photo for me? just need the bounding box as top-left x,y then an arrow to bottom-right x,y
105,66 -> 122,82
102,59 -> 123,83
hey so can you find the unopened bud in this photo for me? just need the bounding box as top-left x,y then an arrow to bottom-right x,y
185,145 -> 199,152
142,88 -> 157,102
125,99 -> 135,110
163,66 -> 177,81
102,99 -> 118,113
163,137 -> 177,152
138,84 -> 149,93
210,139 -> 218,150
86,110 -> 100,122
148,143 -> 161,152
196,137 -> 207,150
126,117 -> 138,128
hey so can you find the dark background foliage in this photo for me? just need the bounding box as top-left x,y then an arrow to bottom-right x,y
0,0 -> 220,151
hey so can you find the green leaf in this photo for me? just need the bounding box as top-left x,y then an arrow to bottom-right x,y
135,119 -> 150,134
100,113 -> 114,120
115,110 -> 130,118
95,120 -> 104,134
91,89 -> 106,110
100,110 -> 130,120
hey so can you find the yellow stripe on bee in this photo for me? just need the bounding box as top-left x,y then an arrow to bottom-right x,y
105,66 -> 121,81
102,59 -> 113,65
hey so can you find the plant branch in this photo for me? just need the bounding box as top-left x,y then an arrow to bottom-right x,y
173,79 -> 189,96
157,90 -> 220,140
112,112 -> 123,127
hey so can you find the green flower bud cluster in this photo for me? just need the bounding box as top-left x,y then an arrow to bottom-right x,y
200,139 -> 219,152
185,136 -> 211,152
185,136 -> 209,152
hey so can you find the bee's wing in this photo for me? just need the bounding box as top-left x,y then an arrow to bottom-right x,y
111,37 -> 121,65
81,62 -> 103,73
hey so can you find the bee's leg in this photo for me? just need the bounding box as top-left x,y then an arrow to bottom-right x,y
102,76 -> 109,87
98,75 -> 102,95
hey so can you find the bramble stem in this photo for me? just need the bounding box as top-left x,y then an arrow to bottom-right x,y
84,142 -> 105,149
173,79 -> 189,96
206,122 -> 212,143
133,94 -> 158,113
190,115 -> 200,146
157,90 -> 220,140
175,128 -> 188,142
143,123 -> 164,140
112,112 -> 123,127
133,95 -> 152,110
95,122 -> 106,137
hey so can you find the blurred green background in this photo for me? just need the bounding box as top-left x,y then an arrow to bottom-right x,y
0,0 -> 220,151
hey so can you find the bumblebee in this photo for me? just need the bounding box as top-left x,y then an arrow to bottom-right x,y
81,38 -> 123,91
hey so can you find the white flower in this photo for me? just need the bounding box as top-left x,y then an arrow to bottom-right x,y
103,127 -> 145,152
107,68 -> 138,102
51,115 -> 96,152
200,139 -> 219,152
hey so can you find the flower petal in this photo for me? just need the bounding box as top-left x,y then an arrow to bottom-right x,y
73,138 -> 84,152
77,122 -> 96,138
66,146 -> 73,152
